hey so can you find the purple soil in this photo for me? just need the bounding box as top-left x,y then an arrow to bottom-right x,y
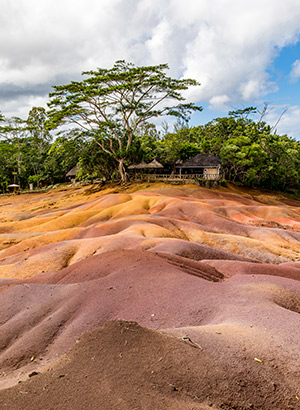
1,250 -> 300,384
0,184 -> 300,409
204,259 -> 300,281
0,319 -> 299,410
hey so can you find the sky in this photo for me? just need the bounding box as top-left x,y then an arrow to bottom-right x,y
1,0 -> 300,139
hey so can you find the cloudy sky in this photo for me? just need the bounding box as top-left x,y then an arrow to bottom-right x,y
1,0 -> 300,138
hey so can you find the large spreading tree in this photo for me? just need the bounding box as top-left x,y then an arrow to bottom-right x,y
47,60 -> 202,182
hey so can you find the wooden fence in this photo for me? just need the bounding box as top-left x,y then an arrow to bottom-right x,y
133,173 -> 220,183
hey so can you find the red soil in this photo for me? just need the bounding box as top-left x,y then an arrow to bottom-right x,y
0,183 -> 299,409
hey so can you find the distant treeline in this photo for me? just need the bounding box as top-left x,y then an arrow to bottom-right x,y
0,107 -> 299,194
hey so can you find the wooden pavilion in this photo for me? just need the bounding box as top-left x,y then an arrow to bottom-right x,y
176,154 -> 221,180
128,154 -> 221,183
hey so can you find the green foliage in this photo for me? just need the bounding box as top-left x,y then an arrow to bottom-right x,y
0,78 -> 299,195
228,106 -> 257,119
43,134 -> 83,184
0,108 -> 54,189
47,60 -> 202,182
181,114 -> 300,192
0,140 -> 15,191
25,107 -> 52,185
76,140 -> 117,181
157,127 -> 202,164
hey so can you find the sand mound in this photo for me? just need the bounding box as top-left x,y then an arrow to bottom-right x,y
0,183 -> 300,408
203,259 -> 300,281
0,249 -> 223,374
1,185 -> 299,277
0,320 -> 299,410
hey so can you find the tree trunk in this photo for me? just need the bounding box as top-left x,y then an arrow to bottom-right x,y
118,159 -> 127,184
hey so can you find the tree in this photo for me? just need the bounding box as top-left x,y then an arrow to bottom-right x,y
27,107 -> 51,151
228,106 -> 257,120
0,114 -> 24,188
47,60 -> 202,183
4,116 -> 28,185
26,107 -> 52,185
128,122 -> 160,165
44,132 -> 84,184
0,140 -> 15,191
157,128 -> 201,165
77,140 -> 117,182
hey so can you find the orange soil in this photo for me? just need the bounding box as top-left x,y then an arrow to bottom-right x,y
0,182 -> 299,409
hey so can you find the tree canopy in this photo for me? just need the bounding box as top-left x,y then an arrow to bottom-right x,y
0,107 -> 299,195
0,65 -> 299,197
47,60 -> 202,182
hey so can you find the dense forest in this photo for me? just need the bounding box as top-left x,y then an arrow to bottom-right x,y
0,61 -> 299,195
0,105 -> 299,194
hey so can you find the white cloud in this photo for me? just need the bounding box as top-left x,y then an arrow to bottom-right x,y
290,59 -> 300,81
209,95 -> 230,111
1,0 -> 300,123
264,105 -> 300,139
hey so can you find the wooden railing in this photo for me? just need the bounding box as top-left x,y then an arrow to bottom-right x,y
133,174 -> 220,182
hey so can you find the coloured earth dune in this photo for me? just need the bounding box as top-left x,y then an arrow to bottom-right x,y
0,182 -> 300,409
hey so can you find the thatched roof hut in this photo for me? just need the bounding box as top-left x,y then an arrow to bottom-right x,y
128,160 -> 163,170
177,154 -> 221,169
66,166 -> 79,177
146,159 -> 164,169
128,161 -> 148,170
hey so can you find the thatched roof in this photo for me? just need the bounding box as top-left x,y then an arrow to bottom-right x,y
177,154 -> 221,168
128,160 -> 163,169
128,161 -> 148,169
66,166 -> 78,177
145,159 -> 164,169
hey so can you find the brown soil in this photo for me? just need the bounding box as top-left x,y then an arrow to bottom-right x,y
1,320 -> 299,410
0,183 -> 299,409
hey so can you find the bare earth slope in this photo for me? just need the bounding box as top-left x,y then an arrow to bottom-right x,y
0,183 -> 300,409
